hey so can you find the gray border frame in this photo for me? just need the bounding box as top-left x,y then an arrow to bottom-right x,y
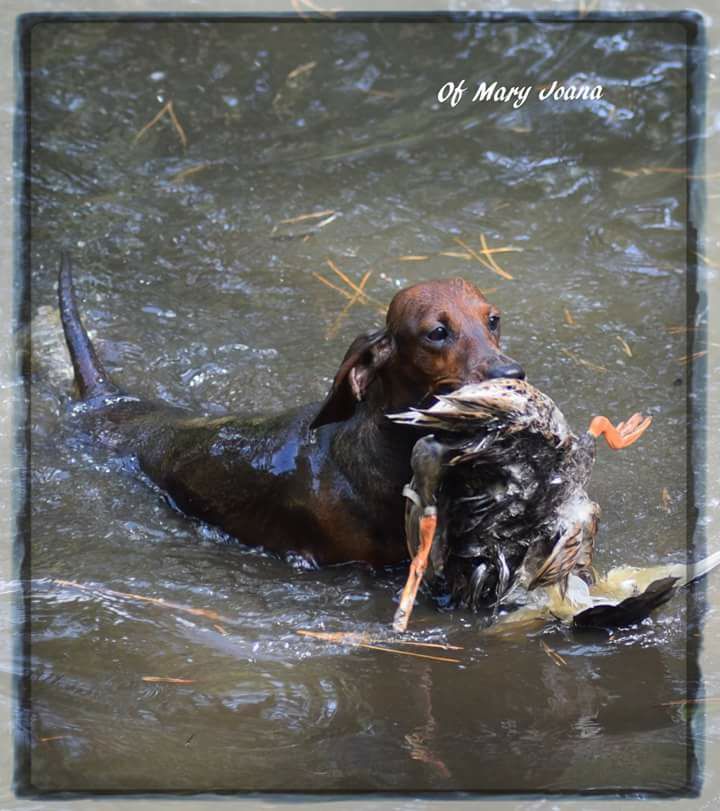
2,2 -> 718,809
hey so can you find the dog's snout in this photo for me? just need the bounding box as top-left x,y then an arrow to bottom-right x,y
487,362 -> 525,381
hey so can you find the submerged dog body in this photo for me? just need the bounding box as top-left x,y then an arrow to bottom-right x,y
59,256 -> 524,566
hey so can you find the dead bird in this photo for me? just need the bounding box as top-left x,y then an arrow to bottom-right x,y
388,378 -> 653,632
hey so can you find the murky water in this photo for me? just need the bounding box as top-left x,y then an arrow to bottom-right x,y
20,17 -> 702,794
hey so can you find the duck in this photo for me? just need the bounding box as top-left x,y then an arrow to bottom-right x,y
387,378 -> 654,632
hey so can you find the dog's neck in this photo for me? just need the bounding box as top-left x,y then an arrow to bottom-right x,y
329,400 -> 424,498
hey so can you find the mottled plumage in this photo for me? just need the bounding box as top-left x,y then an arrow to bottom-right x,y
390,379 -> 646,621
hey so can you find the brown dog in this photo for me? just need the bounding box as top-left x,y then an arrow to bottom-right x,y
59,258 -> 524,566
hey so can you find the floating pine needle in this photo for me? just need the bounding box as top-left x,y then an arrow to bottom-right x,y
313,269 -> 386,318
39,736 -> 67,743
541,640 -> 568,667
665,325 -> 697,334
287,61 -> 317,80
660,487 -> 672,513
134,100 -> 187,148
453,237 -> 497,275
291,0 -> 336,19
53,579 -> 225,623
279,209 -> 335,225
479,233 -> 514,280
398,255 -> 430,262
325,270 -> 373,340
612,166 -> 720,181
313,272 -> 357,302
363,88 -> 401,99
616,336 -> 633,357
290,0 -> 310,19
142,676 -> 195,685
560,348 -> 608,374
677,350 -> 707,365
453,237 -> 514,280
694,251 -> 720,270
213,624 -> 229,636
661,697 -> 720,707
355,644 -> 461,664
579,0 -> 600,17
563,308 -> 576,326
297,629 -> 463,650
170,164 -> 209,184
439,251 -> 472,259
325,259 -> 386,308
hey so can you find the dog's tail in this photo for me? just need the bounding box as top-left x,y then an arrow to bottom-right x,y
58,253 -> 121,401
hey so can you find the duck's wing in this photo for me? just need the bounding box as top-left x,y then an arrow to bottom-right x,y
572,577 -> 678,629
388,379 -> 572,447
523,496 -> 599,592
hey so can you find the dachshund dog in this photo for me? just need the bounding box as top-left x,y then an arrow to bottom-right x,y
59,256 -> 524,567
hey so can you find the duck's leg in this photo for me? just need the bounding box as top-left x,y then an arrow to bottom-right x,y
393,510 -> 438,633
588,412 -> 652,449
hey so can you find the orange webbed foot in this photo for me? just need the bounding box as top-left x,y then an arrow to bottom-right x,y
588,412 -> 652,449
393,512 -> 438,633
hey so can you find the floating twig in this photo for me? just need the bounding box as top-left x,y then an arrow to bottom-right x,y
142,676 -> 195,685
563,308 -> 576,327
134,100 -> 187,148
660,487 -> 672,513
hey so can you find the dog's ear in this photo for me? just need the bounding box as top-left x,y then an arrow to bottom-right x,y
310,330 -> 393,429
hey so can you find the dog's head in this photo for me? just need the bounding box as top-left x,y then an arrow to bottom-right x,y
311,277 -> 524,429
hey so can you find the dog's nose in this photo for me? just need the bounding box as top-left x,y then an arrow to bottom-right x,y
487,362 -> 525,381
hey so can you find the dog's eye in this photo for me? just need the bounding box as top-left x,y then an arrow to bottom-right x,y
427,326 -> 448,342
488,315 -> 500,332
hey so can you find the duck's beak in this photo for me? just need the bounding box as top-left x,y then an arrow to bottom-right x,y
393,509 -> 438,633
